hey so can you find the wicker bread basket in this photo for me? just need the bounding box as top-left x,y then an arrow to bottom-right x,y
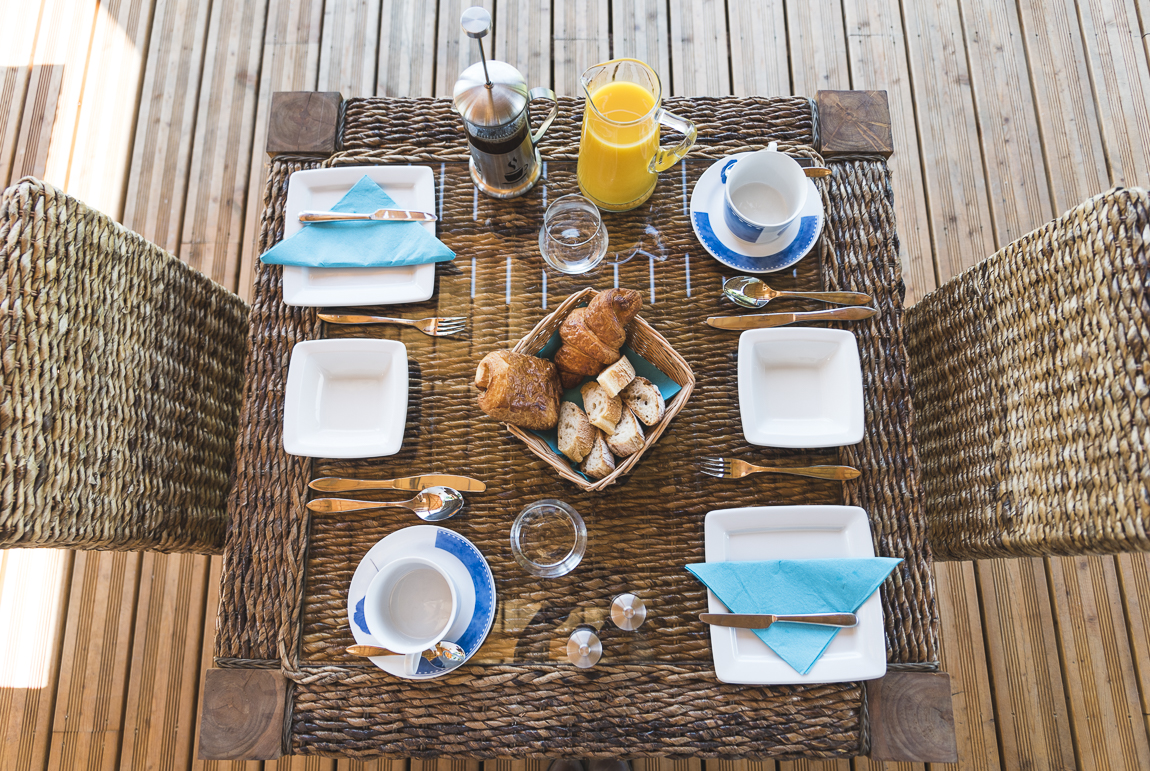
506,287 -> 696,492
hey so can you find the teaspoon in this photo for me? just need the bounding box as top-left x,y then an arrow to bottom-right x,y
307,486 -> 465,521
347,641 -> 466,670
723,275 -> 871,309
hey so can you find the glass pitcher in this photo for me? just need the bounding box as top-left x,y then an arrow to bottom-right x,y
577,59 -> 697,212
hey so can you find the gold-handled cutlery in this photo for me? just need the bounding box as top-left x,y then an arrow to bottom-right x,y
722,276 -> 871,309
299,208 -> 437,222
699,612 -> 858,629
705,306 -> 877,330
700,457 -> 860,481
347,641 -> 466,669
307,487 -> 465,521
310,475 -> 486,493
319,313 -> 467,337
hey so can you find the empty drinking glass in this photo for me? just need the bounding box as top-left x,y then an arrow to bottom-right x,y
510,499 -> 587,577
538,194 -> 608,274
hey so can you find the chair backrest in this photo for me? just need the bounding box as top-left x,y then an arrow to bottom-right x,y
0,178 -> 250,553
906,187 -> 1149,560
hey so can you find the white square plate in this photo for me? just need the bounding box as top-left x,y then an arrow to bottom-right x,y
737,327 -> 864,447
283,339 -> 408,458
704,505 -> 886,684
282,166 -> 437,307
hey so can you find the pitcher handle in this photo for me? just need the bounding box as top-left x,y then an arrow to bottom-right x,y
529,87 -> 559,146
650,109 -> 697,173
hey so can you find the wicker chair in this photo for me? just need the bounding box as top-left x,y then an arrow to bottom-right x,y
906,187 -> 1149,561
0,178 -> 249,554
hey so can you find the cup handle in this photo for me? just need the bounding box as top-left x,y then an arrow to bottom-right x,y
649,109 -> 697,173
402,653 -> 420,676
529,87 -> 559,146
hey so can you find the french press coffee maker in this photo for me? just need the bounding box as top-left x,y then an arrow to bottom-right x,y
452,7 -> 558,198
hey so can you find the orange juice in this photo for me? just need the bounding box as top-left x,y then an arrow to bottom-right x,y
577,80 -> 660,209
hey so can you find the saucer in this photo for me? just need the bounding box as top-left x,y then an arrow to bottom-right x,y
347,525 -> 496,679
689,153 -> 824,274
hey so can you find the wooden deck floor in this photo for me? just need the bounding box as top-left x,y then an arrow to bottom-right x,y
2,0 -> 1150,769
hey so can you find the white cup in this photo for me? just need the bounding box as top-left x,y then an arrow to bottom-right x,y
364,556 -> 458,655
721,142 -> 808,244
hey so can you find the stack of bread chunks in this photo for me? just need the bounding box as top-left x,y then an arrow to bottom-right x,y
473,289 -> 666,481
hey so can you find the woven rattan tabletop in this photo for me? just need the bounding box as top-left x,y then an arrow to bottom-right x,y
215,96 -> 938,759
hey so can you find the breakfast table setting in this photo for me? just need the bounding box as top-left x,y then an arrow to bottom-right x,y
204,10 -> 943,763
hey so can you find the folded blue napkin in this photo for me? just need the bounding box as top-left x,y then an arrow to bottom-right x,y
260,175 -> 455,268
687,558 -> 901,674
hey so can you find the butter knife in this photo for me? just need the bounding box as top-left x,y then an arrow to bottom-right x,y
700,612 -> 858,628
309,475 -> 486,493
705,306 -> 877,330
298,208 -> 437,223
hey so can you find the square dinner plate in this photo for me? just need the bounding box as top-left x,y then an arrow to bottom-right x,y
283,339 -> 408,458
281,166 -> 437,307
737,328 -> 864,448
704,505 -> 886,685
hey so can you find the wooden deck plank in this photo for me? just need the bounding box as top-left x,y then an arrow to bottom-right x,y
0,549 -> 72,771
667,0 -> 730,96
841,0 -> 937,304
704,759 -> 776,771
378,0 -> 438,97
776,759 -> 848,770
977,558 -> 1076,770
193,557 -> 262,771
1049,556 -> 1150,771
265,757 -> 335,770
434,0 -> 494,99
7,63 -> 63,185
959,0 -> 1054,244
481,760 -> 543,771
235,0 -> 324,301
496,0 -> 552,91
318,0 -> 381,97
409,760 -> 479,771
180,0 -> 267,289
122,0 -> 213,252
46,552 -> 142,771
785,0 -> 849,96
1117,554 -> 1150,743
612,0 -> 671,87
338,760 -> 409,771
726,0 -> 788,97
1014,0 -> 1109,214
1075,0 -> 1150,187
931,562 -> 1000,771
66,0 -> 156,217
554,0 -> 610,95
118,554 -> 211,771
0,0 -> 47,186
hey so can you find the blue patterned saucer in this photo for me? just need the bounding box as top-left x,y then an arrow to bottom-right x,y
347,525 -> 495,680
690,153 -> 824,274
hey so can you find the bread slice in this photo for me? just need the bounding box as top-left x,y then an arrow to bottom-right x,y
620,376 -> 665,426
557,402 -> 596,463
580,429 -> 616,479
581,381 -> 622,434
596,355 -> 636,398
605,406 -> 645,457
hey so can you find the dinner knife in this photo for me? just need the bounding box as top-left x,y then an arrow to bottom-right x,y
699,612 -> 858,629
298,208 -> 437,223
705,306 -> 877,330
309,475 -> 486,493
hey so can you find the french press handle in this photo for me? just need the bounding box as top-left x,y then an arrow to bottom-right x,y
528,87 -> 559,147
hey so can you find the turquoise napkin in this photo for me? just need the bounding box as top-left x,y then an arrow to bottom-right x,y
687,558 -> 901,674
260,175 -> 455,268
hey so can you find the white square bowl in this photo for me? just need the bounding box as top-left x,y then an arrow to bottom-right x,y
737,327 -> 864,448
283,339 -> 408,458
704,505 -> 886,685
281,166 -> 437,307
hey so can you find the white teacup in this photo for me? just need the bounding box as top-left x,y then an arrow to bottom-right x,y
364,555 -> 458,655
721,142 -> 808,244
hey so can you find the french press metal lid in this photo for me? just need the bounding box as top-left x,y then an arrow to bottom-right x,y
452,7 -> 557,199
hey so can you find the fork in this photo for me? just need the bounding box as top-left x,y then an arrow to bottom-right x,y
318,313 -> 467,337
700,457 -> 860,481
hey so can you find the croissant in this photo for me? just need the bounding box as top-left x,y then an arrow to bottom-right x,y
555,289 -> 642,388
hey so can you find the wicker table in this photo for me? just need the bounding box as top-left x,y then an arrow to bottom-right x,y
204,94 -> 942,762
